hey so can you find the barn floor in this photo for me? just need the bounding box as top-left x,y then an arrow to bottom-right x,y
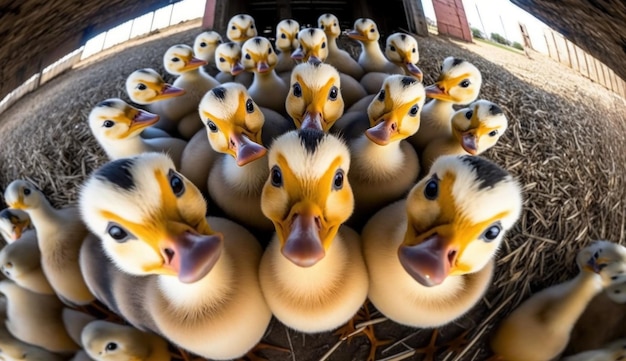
0,19 -> 625,361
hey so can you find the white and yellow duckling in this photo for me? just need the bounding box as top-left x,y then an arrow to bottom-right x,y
4,180 -> 94,306
385,32 -> 423,81
347,75 -> 425,228
88,99 -> 187,169
491,241 -> 626,361
363,155 -> 522,328
409,56 -> 482,151
318,13 -> 364,80
0,209 -> 54,295
274,19 -> 300,74
563,338 -> 626,361
259,129 -> 368,333
0,280 -> 79,353
241,36 -> 289,114
193,30 -> 223,77
0,323 -> 65,361
285,62 -> 344,131
81,320 -> 169,361
226,14 -> 257,44
214,41 -> 253,87
78,153 -> 271,360
422,99 -> 508,173
199,83 -> 293,230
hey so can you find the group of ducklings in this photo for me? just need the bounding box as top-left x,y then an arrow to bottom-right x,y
0,11 -> 623,361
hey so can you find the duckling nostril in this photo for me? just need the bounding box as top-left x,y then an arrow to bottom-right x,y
447,249 -> 458,265
390,122 -> 397,132
314,217 -> 322,230
163,248 -> 175,263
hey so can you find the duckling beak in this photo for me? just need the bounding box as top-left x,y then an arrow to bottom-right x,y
181,57 -> 207,71
155,83 -> 186,101
347,29 -> 367,41
291,48 -> 305,60
405,63 -> 424,82
308,55 -> 322,65
160,231 -> 224,283
460,130 -> 478,154
257,61 -> 270,73
229,132 -> 267,166
584,252 -> 610,273
281,205 -> 325,267
301,111 -> 324,131
128,109 -> 160,133
398,233 -> 458,287
7,197 -> 25,210
10,218 -> 29,241
366,118 -> 398,145
231,61 -> 244,75
424,83 -> 453,101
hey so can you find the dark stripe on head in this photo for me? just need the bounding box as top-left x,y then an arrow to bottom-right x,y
239,15 -> 245,19
400,34 -> 406,40
137,69 -> 151,74
308,28 -> 315,36
324,14 -> 331,18
461,156 -> 509,190
298,128 -> 325,153
95,158 -> 136,191
401,76 -> 417,87
97,100 -> 114,107
212,86 -> 226,100
254,37 -> 262,44
0,209 -> 15,221
489,104 -> 503,115
287,19 -> 293,24
452,58 -> 464,67
227,42 -> 236,48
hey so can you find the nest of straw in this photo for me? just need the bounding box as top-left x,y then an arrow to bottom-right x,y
0,20 -> 625,361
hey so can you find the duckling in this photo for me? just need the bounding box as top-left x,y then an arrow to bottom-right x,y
199,83 -> 293,230
62,308 -> 97,347
0,280 -> 79,353
421,100 -> 508,173
241,36 -> 289,114
226,14 -> 257,45
164,44 -> 219,139
348,75 -> 425,229
0,324 -> 65,361
363,155 -> 522,329
177,128 -> 220,195
292,28 -> 366,108
0,208 -> 30,243
318,13 -> 364,80
4,180 -> 94,306
409,57 -> 482,151
78,153 -> 271,360
385,32 -> 423,81
347,18 -> 403,74
259,129 -> 368,333
193,30 -> 223,77
562,339 -> 626,361
214,41 -> 253,87
274,19 -> 300,74
491,241 -> 626,361
285,62 -> 344,131
70,351 -> 94,361
88,99 -> 187,169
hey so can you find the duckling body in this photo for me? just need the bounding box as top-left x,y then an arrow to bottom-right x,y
563,339 -> 626,361
0,324 -> 65,361
318,14 -> 364,80
0,229 -> 54,295
4,181 -> 93,306
177,128 -> 219,195
79,154 -> 271,360
274,19 -> 300,74
363,155 -> 522,328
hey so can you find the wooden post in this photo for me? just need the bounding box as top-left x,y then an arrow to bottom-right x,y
202,0 -> 217,29
403,0 -> 428,37
550,31 -> 560,63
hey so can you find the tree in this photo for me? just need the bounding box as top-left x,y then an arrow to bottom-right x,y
471,27 -> 484,39
490,32 -> 511,46
512,42 -> 524,50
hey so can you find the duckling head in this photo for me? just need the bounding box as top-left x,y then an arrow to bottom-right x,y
198,83 -> 267,166
163,44 -> 207,76
261,129 -> 353,267
286,62 -> 343,131
426,57 -> 482,104
193,30 -> 223,63
318,13 -> 341,39
79,153 -> 223,284
576,240 -> 626,288
215,42 -> 245,76
451,100 -> 508,155
366,75 -> 425,145
275,19 -> 300,52
88,99 -> 159,143
291,28 -> 328,64
82,320 -> 152,361
125,68 -> 185,105
241,37 -> 278,73
0,208 -> 30,242
347,18 -> 380,43
399,155 -> 522,287
227,14 -> 257,43
4,180 -> 45,211
385,33 -> 423,81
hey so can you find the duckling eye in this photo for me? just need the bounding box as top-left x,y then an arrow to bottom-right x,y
321,42 -> 326,49
412,48 -> 416,53
245,53 -> 251,60
333,22 -> 337,27
281,33 -> 287,39
423,178 -> 438,200
370,28 -> 375,33
270,166 -> 283,187
332,169 -> 344,190
103,120 -> 115,128
465,110 -> 473,119
106,223 -> 131,243
246,99 -> 254,113
409,105 -> 419,116
293,83 -> 302,97
231,26 -> 237,30
200,42 -> 207,47
295,33 -> 299,39
171,57 -> 180,63
136,83 -> 147,91
319,24 -> 324,29
389,45 -> 396,52
23,188 -> 31,196
460,80 -> 470,88
207,121 -> 218,132
489,130 -> 498,137
169,171 -> 185,197
105,342 -> 118,351
482,222 -> 502,242
219,57 -> 225,62
329,86 -> 338,100
250,24 -> 255,29
377,89 -> 385,101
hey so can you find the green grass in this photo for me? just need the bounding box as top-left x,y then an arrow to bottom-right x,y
474,37 -> 525,54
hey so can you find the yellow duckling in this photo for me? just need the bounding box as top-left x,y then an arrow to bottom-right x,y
409,56 -> 482,151
348,75 -> 425,228
87,98 -> 187,169
563,338 -> 626,361
259,129 -> 369,333
347,18 -> 403,74
78,153 -> 271,360
274,19 -> 300,74
177,128 -> 220,196
421,99 -> 508,173
81,320 -> 169,361
0,210 -> 54,295
0,280 -> 79,353
0,323 -> 65,361
4,180 -> 94,306
285,62 -> 344,131
193,30 -> 223,77
241,36 -> 289,114
199,83 -> 293,230
226,14 -> 257,45
363,155 -> 522,328
491,240 -> 626,361
318,13 -> 364,80
214,41 -> 253,87
385,32 -> 423,81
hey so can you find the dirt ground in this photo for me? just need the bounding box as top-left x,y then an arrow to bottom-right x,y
0,19 -> 625,361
